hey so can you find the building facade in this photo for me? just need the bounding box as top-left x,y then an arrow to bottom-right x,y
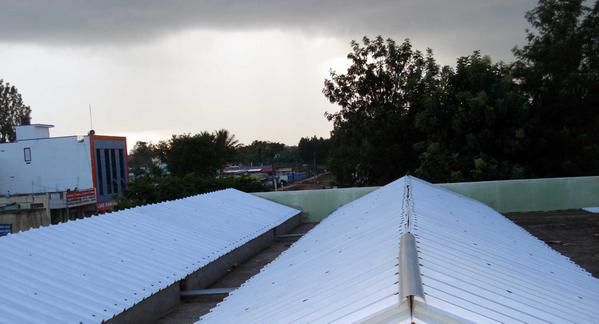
0,124 -> 127,233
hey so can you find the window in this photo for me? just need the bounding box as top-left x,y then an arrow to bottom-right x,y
24,147 -> 31,163
104,149 -> 112,194
118,149 -> 126,191
96,149 -> 104,195
110,149 -> 118,193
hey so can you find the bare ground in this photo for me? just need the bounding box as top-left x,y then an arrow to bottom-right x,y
504,209 -> 599,278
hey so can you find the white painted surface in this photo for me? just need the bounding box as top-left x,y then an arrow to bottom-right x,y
583,207 -> 599,213
0,189 -> 300,323
0,135 -> 93,195
15,124 -> 53,141
201,176 -> 599,323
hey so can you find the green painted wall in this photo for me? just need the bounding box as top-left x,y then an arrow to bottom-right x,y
255,176 -> 599,222
438,176 -> 599,213
255,187 -> 378,222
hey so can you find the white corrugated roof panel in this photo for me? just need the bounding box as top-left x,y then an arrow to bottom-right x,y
200,176 -> 599,323
583,207 -> 599,213
0,189 -> 299,323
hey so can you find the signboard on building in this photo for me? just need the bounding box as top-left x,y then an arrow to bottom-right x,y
97,200 -> 117,212
66,188 -> 97,208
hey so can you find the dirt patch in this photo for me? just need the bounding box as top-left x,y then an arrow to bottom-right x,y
504,209 -> 599,278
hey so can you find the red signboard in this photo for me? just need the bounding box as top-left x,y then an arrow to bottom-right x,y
66,188 -> 97,208
96,200 -> 117,212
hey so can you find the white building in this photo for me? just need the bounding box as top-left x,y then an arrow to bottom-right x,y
0,124 -> 127,216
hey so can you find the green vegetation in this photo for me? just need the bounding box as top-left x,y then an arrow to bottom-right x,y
0,79 -> 31,143
325,0 -> 598,186
236,140 -> 299,165
119,131 -> 264,208
298,136 -> 330,168
122,0 -> 599,204
117,173 -> 264,209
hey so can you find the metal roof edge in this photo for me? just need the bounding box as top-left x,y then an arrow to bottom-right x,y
333,296 -> 408,324
413,300 -> 474,324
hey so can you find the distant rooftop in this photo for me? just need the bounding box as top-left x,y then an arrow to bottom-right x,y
13,124 -> 54,141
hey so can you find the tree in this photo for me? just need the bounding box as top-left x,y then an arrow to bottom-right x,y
512,0 -> 599,176
117,173 -> 265,209
414,52 -> 529,182
163,129 -> 240,177
0,79 -> 31,143
323,36 -> 533,186
128,141 -> 161,177
236,140 -> 286,165
323,36 -> 440,185
214,129 -> 240,163
298,136 -> 330,166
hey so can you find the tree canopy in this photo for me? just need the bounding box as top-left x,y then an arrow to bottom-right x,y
162,129 -> 238,177
298,136 -> 330,167
0,79 -> 31,143
323,0 -> 598,186
235,140 -> 299,165
512,0 -> 599,176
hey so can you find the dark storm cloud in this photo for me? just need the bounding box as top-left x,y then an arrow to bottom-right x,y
1,0 -> 535,46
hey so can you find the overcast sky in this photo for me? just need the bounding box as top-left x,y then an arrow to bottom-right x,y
0,0 -> 536,146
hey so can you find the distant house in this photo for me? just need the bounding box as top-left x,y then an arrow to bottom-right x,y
223,164 -> 307,188
0,124 -> 127,233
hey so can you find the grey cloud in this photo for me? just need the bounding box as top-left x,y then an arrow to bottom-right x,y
2,1 -> 535,50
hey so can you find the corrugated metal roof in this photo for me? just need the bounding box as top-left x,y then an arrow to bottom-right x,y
0,189 -> 299,323
201,176 -> 599,323
583,207 -> 599,213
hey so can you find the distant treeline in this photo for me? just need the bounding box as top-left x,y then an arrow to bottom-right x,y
120,132 -> 329,207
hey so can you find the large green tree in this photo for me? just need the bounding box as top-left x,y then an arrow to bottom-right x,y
512,0 -> 599,176
0,79 -> 31,143
323,36 -> 440,185
414,52 -> 529,182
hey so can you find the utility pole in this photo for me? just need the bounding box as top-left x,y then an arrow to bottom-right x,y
89,104 -> 94,131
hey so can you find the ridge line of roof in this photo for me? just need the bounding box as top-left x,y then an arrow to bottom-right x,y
398,176 -> 426,321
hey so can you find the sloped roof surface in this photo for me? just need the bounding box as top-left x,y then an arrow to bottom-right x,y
201,177 -> 599,323
0,189 -> 299,323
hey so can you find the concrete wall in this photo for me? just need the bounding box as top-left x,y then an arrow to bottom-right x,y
0,192 -> 49,209
15,125 -> 51,141
255,176 -> 599,221
0,209 -> 50,233
255,187 -> 379,222
0,136 -> 93,195
439,176 -> 599,213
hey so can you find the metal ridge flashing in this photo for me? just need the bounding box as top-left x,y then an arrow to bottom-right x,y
399,176 -> 425,321
399,232 -> 425,303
